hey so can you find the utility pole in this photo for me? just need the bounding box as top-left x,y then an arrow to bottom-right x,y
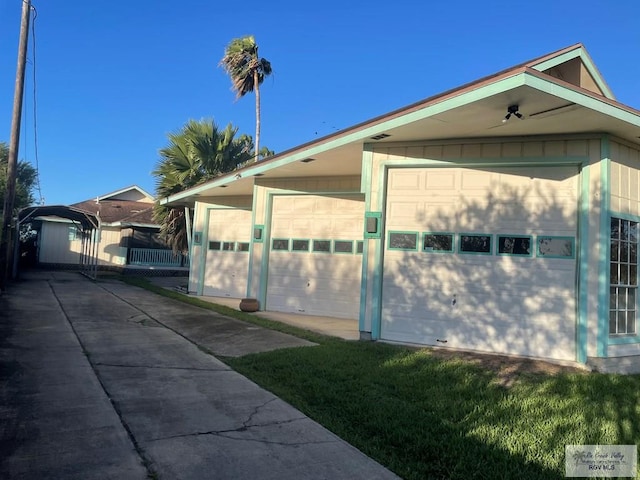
0,0 -> 32,292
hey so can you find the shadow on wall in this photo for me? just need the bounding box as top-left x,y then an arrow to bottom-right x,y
381,167 -> 582,362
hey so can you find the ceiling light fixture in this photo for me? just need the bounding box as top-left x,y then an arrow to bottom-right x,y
502,104 -> 524,123
371,133 -> 391,140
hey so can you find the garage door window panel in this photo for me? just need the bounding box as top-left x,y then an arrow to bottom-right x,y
237,242 -> 250,252
209,241 -> 221,250
459,234 -> 492,255
536,236 -> 575,259
272,238 -> 290,251
292,239 -> 310,252
334,240 -> 354,254
388,231 -> 418,251
222,242 -> 235,251
609,217 -> 638,336
423,233 -> 454,253
312,239 -> 332,253
497,235 -> 532,256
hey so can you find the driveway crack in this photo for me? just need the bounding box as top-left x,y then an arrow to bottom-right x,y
94,362 -> 231,372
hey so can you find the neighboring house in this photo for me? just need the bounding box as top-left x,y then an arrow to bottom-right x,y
35,185 -> 186,270
162,44 -> 640,373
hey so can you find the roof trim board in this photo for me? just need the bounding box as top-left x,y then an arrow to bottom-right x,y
98,185 -> 154,202
523,70 -> 640,125
527,45 -> 614,100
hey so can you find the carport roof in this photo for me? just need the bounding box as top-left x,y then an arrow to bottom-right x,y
18,205 -> 99,230
161,43 -> 640,207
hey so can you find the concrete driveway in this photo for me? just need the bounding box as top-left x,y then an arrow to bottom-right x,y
0,270 -> 399,480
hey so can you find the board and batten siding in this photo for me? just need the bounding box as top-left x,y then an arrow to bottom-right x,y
610,140 -> 640,216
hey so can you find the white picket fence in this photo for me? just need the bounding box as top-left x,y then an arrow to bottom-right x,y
129,248 -> 188,267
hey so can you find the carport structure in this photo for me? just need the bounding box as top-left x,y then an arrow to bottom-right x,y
16,205 -> 100,279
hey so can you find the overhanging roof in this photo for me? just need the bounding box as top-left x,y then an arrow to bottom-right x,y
161,44 -> 640,207
19,205 -> 100,230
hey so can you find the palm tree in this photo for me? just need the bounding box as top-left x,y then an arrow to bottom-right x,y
152,119 -> 256,253
219,35 -> 272,162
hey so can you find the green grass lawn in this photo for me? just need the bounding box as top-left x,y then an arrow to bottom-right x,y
118,276 -> 640,479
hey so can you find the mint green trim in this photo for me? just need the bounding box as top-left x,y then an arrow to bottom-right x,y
333,240 -> 354,254
258,195 -> 273,308
495,234 -> 533,257
597,138 -> 611,357
271,238 -> 290,251
379,156 -> 587,169
458,233 -> 493,255
364,211 -> 382,239
371,164 -> 388,340
247,185 -> 259,298
359,148 -> 374,334
535,236 -> 576,259
525,75 -> 640,127
197,208 -> 211,296
422,232 -> 455,253
576,161 -> 590,364
192,231 -> 202,245
387,231 -> 419,252
312,239 -> 332,253
291,239 -> 310,252
608,334 -> 640,345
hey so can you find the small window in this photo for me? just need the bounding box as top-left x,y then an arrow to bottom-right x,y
334,240 -> 354,254
237,242 -> 250,252
222,242 -> 235,251
68,226 -> 80,241
459,234 -> 492,255
537,236 -> 574,258
312,239 -> 331,253
292,239 -> 310,252
497,235 -> 532,256
209,241 -> 221,250
272,238 -> 289,251
356,240 -> 364,254
388,232 -> 418,251
423,233 -> 454,253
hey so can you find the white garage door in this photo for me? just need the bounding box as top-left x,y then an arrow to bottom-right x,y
203,208 -> 252,298
267,195 -> 364,319
381,166 -> 578,361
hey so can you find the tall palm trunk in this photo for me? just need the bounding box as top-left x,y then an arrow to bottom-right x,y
253,69 -> 260,162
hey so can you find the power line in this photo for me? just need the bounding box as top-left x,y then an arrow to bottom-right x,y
30,4 -> 43,205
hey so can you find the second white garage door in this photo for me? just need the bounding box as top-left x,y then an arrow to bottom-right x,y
267,195 -> 364,319
381,166 -> 579,361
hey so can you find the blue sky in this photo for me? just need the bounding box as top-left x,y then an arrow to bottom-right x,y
1,0 -> 639,205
